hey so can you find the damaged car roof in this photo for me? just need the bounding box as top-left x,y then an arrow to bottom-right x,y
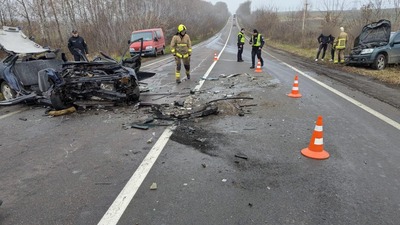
0,26 -> 49,54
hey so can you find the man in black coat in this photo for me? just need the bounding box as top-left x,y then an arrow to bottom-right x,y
315,33 -> 332,61
67,30 -> 89,61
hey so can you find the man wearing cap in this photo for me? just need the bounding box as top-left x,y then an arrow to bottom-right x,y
249,29 -> 264,69
67,30 -> 89,61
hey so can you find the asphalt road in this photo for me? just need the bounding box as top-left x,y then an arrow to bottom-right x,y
1,18 -> 399,225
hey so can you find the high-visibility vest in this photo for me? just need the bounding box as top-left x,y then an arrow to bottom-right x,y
252,34 -> 261,47
336,38 -> 346,49
238,32 -> 245,43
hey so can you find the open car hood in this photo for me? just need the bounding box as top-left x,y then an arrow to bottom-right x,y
355,20 -> 391,48
0,26 -> 49,54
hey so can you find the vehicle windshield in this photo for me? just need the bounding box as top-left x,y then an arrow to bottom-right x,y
131,32 -> 153,42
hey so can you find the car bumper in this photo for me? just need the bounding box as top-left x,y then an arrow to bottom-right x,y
130,50 -> 154,57
347,54 -> 374,64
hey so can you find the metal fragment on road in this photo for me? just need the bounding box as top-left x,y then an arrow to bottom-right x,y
235,153 -> 248,160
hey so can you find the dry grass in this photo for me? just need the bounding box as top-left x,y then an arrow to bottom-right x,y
267,40 -> 400,85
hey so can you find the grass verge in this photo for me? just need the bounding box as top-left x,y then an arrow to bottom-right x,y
267,40 -> 400,85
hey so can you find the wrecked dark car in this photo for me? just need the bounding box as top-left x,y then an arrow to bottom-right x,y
347,20 -> 400,70
0,26 -> 141,109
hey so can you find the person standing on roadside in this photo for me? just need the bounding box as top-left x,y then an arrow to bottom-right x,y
333,27 -> 348,64
249,29 -> 264,69
237,28 -> 245,62
170,24 -> 192,84
67,29 -> 89,61
315,33 -> 331,61
329,35 -> 335,62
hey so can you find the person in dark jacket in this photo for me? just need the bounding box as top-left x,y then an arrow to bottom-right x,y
249,29 -> 264,69
237,28 -> 245,62
67,30 -> 88,61
329,35 -> 335,61
315,33 -> 332,61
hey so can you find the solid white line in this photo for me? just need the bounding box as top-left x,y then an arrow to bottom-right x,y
97,126 -> 176,225
266,51 -> 400,130
0,109 -> 25,120
98,20 -> 234,225
192,24 -> 233,92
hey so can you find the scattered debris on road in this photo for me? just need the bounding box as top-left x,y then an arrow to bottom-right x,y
234,153 -> 248,160
150,182 -> 157,190
47,106 -> 76,117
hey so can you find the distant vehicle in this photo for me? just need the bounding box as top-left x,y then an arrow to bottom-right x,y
129,28 -> 165,57
347,20 -> 400,70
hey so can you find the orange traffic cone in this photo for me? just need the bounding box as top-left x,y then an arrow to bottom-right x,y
301,115 -> 329,160
255,60 -> 262,73
287,75 -> 302,98
214,53 -> 218,61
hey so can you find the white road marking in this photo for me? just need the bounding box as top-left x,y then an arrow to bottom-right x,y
98,126 -> 176,225
0,109 -> 25,120
266,52 -> 400,130
98,21 -> 234,225
192,24 -> 233,92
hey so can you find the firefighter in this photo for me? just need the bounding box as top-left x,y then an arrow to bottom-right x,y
67,29 -> 89,61
237,28 -> 245,62
333,27 -> 348,64
249,29 -> 264,69
170,24 -> 192,83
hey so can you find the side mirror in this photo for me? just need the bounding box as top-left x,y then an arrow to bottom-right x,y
128,40 -> 131,44
154,37 -> 158,42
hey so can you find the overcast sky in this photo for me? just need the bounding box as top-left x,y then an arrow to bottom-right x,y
206,0 -> 379,13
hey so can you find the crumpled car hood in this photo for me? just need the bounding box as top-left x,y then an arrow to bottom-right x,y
355,19 -> 391,48
0,26 -> 49,54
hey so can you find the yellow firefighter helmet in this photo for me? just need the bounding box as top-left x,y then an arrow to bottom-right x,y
178,24 -> 187,32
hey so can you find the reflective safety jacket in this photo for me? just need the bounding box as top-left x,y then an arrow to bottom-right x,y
238,31 -> 245,44
250,33 -> 264,48
334,31 -> 348,50
170,33 -> 192,58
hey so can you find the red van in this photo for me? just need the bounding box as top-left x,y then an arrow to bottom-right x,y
129,28 -> 165,57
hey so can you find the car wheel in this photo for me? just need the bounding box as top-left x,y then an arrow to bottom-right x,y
161,47 -> 165,55
1,81 -> 17,100
50,90 -> 73,110
372,54 -> 387,70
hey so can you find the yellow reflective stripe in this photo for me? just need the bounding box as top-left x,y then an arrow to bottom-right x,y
171,49 -> 175,53
336,38 -> 346,49
176,53 -> 183,58
183,53 -> 189,58
188,49 -> 192,53
177,44 -> 187,47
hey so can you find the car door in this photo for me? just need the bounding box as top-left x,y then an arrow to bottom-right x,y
154,30 -> 161,52
389,32 -> 400,63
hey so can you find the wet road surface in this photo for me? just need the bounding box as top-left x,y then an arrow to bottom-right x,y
1,18 -> 399,225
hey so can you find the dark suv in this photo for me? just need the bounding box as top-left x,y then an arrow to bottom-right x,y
347,20 -> 400,70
